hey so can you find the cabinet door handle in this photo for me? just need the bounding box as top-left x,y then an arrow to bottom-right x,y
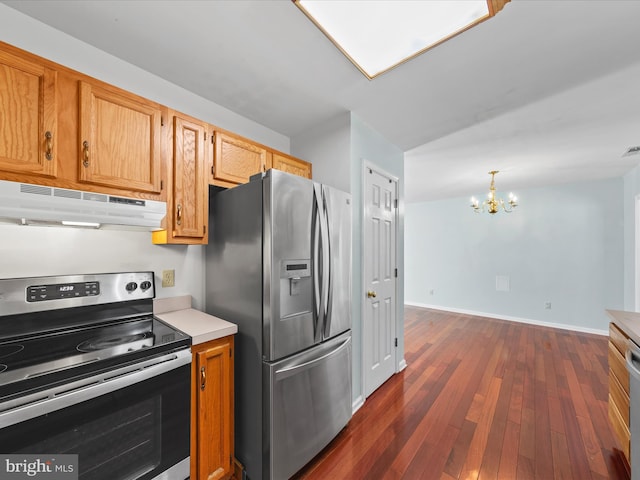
82,141 -> 90,167
200,366 -> 206,390
176,204 -> 182,226
45,131 -> 53,160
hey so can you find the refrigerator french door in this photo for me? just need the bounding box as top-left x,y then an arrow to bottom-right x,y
206,169 -> 352,480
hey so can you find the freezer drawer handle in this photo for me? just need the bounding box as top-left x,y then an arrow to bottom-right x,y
275,337 -> 351,381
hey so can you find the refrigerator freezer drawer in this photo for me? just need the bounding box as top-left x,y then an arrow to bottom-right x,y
266,331 -> 352,480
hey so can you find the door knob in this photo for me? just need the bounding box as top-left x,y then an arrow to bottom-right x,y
367,290 -> 377,298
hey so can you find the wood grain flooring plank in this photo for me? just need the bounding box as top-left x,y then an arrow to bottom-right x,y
550,430 -> 575,480
444,419 -> 477,479
496,420 -> 520,480
534,379 -> 555,479
458,377 -> 502,480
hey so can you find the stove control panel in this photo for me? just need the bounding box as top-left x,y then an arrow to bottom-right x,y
0,272 -> 156,316
27,281 -> 100,302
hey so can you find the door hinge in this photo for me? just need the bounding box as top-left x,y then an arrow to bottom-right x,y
395,338 -> 398,347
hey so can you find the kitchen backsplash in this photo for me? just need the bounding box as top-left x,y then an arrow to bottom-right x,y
0,224 -> 206,309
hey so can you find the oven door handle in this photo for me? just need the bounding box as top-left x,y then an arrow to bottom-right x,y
0,348 -> 192,429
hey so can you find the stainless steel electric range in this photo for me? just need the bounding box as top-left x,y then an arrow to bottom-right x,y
0,272 -> 191,480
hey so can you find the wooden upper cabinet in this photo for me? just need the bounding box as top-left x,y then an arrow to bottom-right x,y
211,130 -> 267,187
78,80 -> 163,194
271,151 -> 312,179
0,49 -> 57,178
153,113 -> 208,245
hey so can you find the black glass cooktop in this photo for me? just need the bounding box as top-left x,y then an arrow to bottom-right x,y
0,315 -> 190,401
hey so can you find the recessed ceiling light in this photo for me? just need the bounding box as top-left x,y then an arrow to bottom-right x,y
295,0 -> 509,79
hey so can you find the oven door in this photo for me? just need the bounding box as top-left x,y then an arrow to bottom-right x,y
0,349 -> 191,480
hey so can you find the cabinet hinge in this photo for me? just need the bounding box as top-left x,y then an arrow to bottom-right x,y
394,268 -> 398,278
395,338 -> 398,347
203,225 -> 207,235
160,180 -> 164,190
204,132 -> 207,141
212,132 -> 216,144
161,116 -> 164,127
394,198 -> 398,209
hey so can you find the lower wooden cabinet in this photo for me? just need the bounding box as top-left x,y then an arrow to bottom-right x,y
191,335 -> 234,480
609,322 -> 631,464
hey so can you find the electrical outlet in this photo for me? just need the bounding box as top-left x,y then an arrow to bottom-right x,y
162,269 -> 175,288
544,301 -> 551,310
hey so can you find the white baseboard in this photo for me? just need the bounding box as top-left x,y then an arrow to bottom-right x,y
352,395 -> 365,415
404,301 -> 608,336
397,359 -> 407,372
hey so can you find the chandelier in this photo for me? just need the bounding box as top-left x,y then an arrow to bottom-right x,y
470,170 -> 518,214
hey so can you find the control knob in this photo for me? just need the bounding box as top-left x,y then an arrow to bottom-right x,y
125,282 -> 138,292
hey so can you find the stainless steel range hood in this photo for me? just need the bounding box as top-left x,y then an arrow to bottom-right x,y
0,180 -> 166,229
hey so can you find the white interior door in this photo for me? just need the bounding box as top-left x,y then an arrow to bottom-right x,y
363,164 -> 397,398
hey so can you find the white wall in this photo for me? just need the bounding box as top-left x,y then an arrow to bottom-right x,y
0,4 -> 291,309
405,178 -> 624,333
624,164 -> 640,311
291,112 -> 351,192
0,225 -> 206,308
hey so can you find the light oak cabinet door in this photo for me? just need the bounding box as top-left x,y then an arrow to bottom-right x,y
191,336 -> 234,480
211,131 -> 267,187
153,113 -> 208,245
78,80 -> 163,194
0,49 -> 57,178
271,151 -> 312,179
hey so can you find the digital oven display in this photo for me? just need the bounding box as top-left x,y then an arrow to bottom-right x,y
26,282 -> 100,302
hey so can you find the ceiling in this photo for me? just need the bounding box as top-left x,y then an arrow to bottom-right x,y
3,0 -> 640,203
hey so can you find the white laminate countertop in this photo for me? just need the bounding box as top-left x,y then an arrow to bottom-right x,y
154,295 -> 237,345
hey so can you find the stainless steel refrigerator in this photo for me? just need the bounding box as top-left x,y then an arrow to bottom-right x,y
205,169 -> 352,480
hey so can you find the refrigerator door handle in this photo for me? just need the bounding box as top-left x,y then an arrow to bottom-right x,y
312,183 -> 323,341
322,191 -> 333,338
274,336 -> 351,381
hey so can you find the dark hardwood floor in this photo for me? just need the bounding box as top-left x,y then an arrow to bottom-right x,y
293,306 -> 630,480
